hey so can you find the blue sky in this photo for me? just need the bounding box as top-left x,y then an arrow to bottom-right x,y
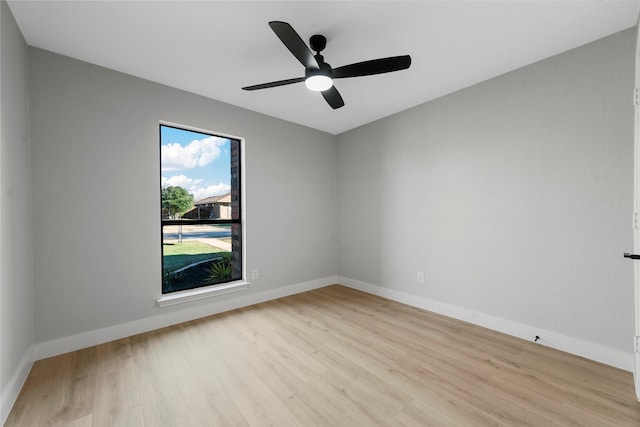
160,125 -> 231,201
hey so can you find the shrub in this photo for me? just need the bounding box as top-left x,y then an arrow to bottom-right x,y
163,268 -> 184,290
204,252 -> 232,283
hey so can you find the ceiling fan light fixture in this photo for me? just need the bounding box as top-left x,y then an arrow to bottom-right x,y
305,74 -> 333,92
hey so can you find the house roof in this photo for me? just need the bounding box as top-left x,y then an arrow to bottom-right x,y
195,193 -> 231,206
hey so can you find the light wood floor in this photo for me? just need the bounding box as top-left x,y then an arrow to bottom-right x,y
5,285 -> 640,426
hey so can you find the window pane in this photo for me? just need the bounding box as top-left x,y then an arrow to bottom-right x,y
162,223 -> 239,292
160,124 -> 242,293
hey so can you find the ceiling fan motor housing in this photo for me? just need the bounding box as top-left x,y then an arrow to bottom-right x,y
306,58 -> 333,79
309,34 -> 327,53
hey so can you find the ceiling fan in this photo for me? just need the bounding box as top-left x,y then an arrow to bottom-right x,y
242,21 -> 412,109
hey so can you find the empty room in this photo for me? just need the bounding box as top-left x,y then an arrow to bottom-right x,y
3,1 -> 640,425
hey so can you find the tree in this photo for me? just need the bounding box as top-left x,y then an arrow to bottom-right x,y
162,186 -> 194,219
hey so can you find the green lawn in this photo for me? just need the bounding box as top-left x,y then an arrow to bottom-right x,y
163,240 -> 226,272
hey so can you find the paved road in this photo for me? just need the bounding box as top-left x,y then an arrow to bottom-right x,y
163,224 -> 231,240
163,224 -> 232,251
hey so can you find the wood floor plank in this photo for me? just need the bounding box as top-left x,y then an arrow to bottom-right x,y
6,348 -> 97,426
5,284 -> 640,426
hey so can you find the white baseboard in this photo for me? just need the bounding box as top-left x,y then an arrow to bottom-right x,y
635,367 -> 640,401
338,276 -> 633,372
28,274 -> 631,381
34,276 -> 337,361
1,346 -> 34,426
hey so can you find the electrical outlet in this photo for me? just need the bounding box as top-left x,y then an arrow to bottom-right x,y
251,269 -> 259,280
417,272 -> 425,283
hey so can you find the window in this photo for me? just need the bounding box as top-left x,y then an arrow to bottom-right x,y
160,124 -> 242,294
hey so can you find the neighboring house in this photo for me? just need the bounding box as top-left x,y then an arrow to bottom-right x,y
183,193 -> 231,220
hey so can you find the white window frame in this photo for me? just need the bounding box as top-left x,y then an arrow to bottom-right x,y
157,121 -> 248,307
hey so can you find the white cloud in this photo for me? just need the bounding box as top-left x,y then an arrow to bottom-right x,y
193,183 -> 231,201
161,175 -> 202,189
161,136 -> 226,171
162,175 -> 230,201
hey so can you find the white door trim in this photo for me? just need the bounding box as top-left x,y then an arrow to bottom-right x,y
633,14 -> 640,401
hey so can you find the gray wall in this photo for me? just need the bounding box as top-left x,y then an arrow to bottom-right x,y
0,0 -> 33,405
29,48 -> 337,344
337,28 -> 635,353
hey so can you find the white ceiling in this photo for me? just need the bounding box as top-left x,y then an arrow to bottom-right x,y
7,1 -> 640,135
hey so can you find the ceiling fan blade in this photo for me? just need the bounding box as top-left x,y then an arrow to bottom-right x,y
269,21 -> 318,69
242,77 -> 306,91
321,86 -> 345,109
333,55 -> 411,79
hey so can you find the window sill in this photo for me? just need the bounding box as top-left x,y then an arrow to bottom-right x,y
157,281 -> 250,308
